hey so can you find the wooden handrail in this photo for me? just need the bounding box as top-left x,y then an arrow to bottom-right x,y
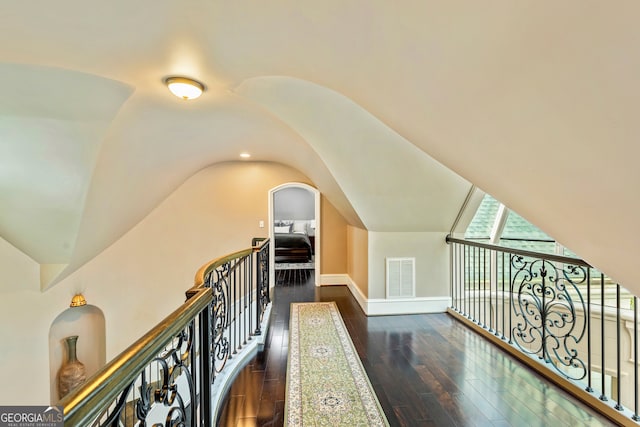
445,234 -> 592,268
191,238 -> 270,289
62,238 -> 271,426
60,288 -> 212,426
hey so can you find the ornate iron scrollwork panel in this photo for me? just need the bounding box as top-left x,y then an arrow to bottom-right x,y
511,255 -> 587,381
208,262 -> 231,374
91,324 -> 196,426
136,324 -> 195,427
257,244 -> 270,324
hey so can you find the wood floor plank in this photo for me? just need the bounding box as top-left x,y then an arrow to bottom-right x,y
217,274 -> 619,426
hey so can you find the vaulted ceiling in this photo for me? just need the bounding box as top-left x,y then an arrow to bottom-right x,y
1,1 -> 639,293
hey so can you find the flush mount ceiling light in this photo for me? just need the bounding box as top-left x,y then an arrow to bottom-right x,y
240,152 -> 251,159
164,76 -> 205,100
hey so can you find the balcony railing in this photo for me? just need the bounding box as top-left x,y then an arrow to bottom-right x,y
59,239 -> 270,426
447,235 -> 639,426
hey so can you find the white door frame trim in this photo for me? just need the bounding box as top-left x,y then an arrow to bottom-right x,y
268,183 -> 321,287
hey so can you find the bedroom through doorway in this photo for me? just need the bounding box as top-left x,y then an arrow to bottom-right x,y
269,183 -> 320,287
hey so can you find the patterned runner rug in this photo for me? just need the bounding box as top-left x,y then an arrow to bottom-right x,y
285,302 -> 389,426
275,262 -> 315,270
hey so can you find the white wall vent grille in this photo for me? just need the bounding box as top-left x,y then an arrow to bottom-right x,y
386,257 -> 415,298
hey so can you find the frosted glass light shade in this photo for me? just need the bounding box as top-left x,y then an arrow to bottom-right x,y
165,77 -> 204,100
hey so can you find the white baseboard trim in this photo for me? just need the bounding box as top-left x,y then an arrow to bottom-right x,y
366,296 -> 451,316
319,274 -> 450,316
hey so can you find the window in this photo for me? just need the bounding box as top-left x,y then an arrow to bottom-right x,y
465,194 -> 557,255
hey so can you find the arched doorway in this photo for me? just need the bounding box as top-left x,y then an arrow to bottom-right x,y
268,183 -> 320,287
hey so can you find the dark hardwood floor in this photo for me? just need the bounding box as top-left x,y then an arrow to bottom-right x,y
217,273 -> 617,426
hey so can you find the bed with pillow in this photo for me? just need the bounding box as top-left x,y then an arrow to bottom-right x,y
274,220 -> 313,263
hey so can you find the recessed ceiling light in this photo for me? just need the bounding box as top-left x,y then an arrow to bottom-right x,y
164,76 -> 205,100
240,152 -> 251,159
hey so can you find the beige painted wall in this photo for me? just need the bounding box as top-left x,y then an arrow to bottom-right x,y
368,231 -> 449,299
0,235 -> 39,293
0,236 -> 48,401
347,225 -> 369,298
320,195 -> 348,274
0,161 -> 350,404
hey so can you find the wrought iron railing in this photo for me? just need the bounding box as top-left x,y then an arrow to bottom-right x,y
60,239 -> 270,426
191,240 -> 270,377
447,235 -> 639,426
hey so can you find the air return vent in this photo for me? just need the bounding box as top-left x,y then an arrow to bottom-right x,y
386,257 -> 415,298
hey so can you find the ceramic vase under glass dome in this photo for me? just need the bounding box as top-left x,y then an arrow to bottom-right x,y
57,335 -> 86,400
